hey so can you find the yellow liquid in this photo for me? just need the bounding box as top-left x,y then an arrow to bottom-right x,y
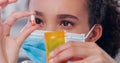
44,31 -> 67,63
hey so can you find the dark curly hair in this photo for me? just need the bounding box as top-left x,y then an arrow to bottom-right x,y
88,0 -> 120,58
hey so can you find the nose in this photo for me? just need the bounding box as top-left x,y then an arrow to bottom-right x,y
43,23 -> 58,31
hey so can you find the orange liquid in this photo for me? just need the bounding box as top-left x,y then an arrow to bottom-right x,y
31,20 -> 36,26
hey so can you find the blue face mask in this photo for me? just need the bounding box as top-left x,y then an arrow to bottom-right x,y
22,30 -> 86,63
22,25 -> 95,63
22,30 -> 47,63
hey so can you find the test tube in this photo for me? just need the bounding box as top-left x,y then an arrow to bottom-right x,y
30,15 -> 36,26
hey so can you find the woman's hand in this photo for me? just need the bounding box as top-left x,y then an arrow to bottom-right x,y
49,42 -> 117,63
0,0 -> 17,9
0,11 -> 39,63
0,1 -> 39,63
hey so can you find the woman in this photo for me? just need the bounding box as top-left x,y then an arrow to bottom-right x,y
0,0 -> 120,63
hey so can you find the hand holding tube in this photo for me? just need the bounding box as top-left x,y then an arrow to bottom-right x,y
0,1 -> 39,63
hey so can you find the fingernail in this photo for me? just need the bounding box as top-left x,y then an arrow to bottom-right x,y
49,59 -> 54,63
50,51 -> 55,58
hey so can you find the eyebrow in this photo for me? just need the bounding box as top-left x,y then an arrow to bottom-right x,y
57,14 -> 79,20
35,10 -> 43,16
35,10 -> 79,20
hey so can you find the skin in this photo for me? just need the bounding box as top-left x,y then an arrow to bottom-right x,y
29,0 -> 116,63
0,0 -> 17,9
0,0 -> 117,63
30,0 -> 89,34
0,0 -> 39,63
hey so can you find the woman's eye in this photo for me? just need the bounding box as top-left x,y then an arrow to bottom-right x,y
35,18 -> 42,24
60,20 -> 74,27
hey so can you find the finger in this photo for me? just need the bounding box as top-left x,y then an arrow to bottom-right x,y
0,0 -> 17,9
0,20 -> 3,42
72,57 -> 93,63
72,56 -> 103,63
0,22 -> 3,36
8,0 -> 17,3
20,21 -> 30,32
0,0 -> 8,9
50,42 -> 97,58
15,23 -> 39,48
0,18 -> 1,24
49,46 -> 95,63
0,0 -> 8,5
3,11 -> 35,36
20,21 -> 32,33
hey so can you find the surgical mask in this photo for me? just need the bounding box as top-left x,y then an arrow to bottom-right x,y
22,25 -> 96,63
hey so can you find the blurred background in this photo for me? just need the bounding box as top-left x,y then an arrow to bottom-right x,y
2,0 -> 120,63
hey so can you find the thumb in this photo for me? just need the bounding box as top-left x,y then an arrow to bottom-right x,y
15,23 -> 39,48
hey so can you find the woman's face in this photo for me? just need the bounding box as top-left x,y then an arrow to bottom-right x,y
29,0 -> 89,34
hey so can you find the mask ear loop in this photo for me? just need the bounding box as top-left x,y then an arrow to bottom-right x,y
85,24 -> 96,39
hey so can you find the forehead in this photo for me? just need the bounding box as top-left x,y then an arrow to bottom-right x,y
29,0 -> 88,15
